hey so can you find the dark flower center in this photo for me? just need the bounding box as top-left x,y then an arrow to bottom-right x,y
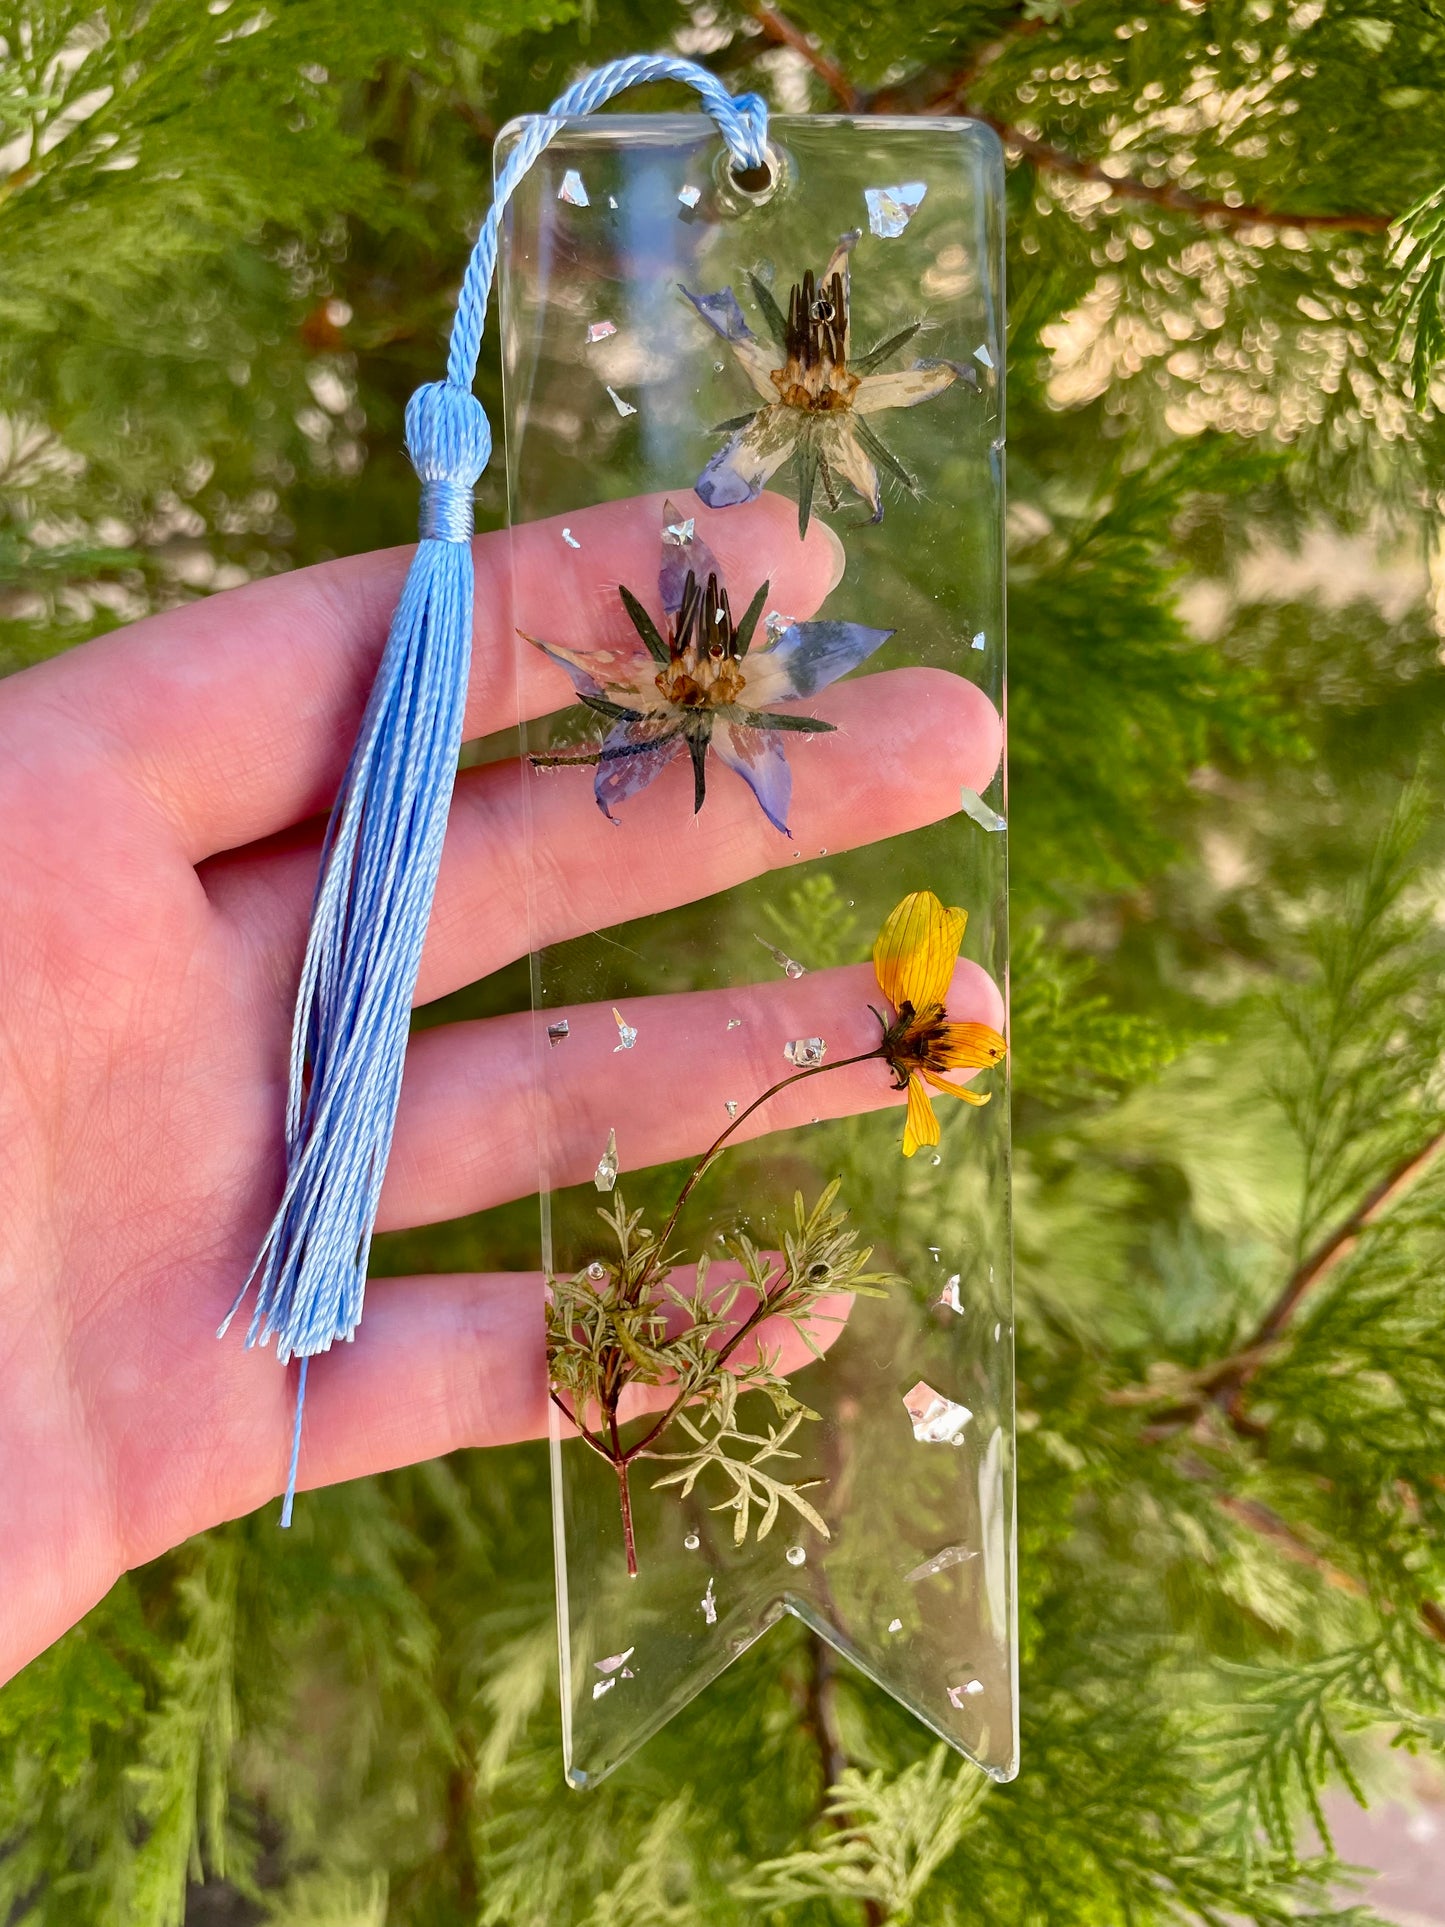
772,267 -> 861,414
875,999 -> 962,1090
656,569 -> 748,709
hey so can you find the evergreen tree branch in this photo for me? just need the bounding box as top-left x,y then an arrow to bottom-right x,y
750,3 -> 1396,233
795,1634 -> 888,1926
803,1633 -> 849,1794
748,4 -> 861,110
1119,1123 -> 1445,1436
927,109 -> 1396,234
1213,1124 -> 1445,1413
1209,1492 -> 1367,1603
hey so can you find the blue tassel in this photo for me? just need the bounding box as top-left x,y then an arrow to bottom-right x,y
222,383 -> 488,1497
226,54 -> 770,1525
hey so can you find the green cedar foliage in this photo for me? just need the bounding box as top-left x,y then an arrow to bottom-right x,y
5,0 -> 1445,1921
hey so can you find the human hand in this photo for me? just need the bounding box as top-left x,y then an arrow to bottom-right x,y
0,491 -> 1002,1685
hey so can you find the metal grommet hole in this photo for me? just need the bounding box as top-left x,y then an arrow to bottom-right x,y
730,160 -> 774,194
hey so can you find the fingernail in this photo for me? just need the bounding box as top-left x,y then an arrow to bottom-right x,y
819,519 -> 846,593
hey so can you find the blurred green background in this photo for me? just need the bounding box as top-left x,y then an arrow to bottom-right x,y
5,2 -> 1445,1922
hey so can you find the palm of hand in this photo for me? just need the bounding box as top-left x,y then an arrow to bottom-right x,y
0,491 -> 1001,1685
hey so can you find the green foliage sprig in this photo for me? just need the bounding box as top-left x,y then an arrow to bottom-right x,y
547,1181 -> 893,1574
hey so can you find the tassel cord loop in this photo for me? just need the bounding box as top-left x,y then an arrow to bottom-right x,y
446,56 -> 768,395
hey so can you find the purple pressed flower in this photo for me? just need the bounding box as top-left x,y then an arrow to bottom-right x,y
683,231 -> 975,535
525,504 -> 893,835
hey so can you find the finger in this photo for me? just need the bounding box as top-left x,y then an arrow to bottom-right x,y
378,956 -> 1004,1233
21,492 -> 842,862
208,666 -> 1003,1010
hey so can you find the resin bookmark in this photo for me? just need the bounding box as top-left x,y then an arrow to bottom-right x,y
498,111 -> 1013,1788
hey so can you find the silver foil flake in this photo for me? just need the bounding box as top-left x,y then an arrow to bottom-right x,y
763,609 -> 792,647
664,514 -> 695,544
558,169 -> 589,207
612,1006 -> 638,1051
906,1543 -> 977,1584
677,183 -> 702,208
784,1036 -> 826,1069
947,1680 -> 985,1708
585,319 -> 617,344
594,1127 -> 619,1193
725,1099 -> 739,1118
701,1578 -> 717,1625
757,935 -> 806,978
865,180 -> 927,238
903,1380 -> 973,1445
960,786 -> 1007,833
606,385 -> 637,418
592,1677 -> 615,1700
971,631 -> 987,651
726,1017 -> 742,1031
888,1617 -> 903,1633
546,1019 -> 570,1046
938,1275 -> 964,1314
608,194 -> 618,209
785,1544 -> 807,1567
562,528 -> 581,550
973,342 -> 995,369
594,1647 -> 634,1675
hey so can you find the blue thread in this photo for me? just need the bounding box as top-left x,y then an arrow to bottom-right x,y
280,1358 -> 308,1529
419,480 -> 474,543
227,58 -> 770,1526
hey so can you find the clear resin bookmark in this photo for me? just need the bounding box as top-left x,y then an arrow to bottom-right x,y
498,111 -> 1013,1788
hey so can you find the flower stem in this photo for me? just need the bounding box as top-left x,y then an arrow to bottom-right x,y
651,1048 -> 882,1258
610,1409 -> 639,1578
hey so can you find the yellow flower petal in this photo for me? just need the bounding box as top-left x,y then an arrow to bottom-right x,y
937,1022 -> 1008,1072
901,1074 -> 940,1156
923,1070 -> 992,1108
873,891 -> 967,1016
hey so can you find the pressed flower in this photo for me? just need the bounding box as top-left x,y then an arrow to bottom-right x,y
526,504 -> 893,835
871,891 -> 1007,1157
683,231 -> 973,535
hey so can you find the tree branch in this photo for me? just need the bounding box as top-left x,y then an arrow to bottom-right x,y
1125,1128 -> 1445,1649
749,2 -> 1395,234
804,1632 -> 849,1795
942,111 -> 1394,234
1119,1123 -> 1445,1434
1192,1480 -> 1445,1651
749,5 -> 860,111
1245,1124 -> 1445,1358
801,1632 -> 886,1927
1210,1491 -> 1367,1600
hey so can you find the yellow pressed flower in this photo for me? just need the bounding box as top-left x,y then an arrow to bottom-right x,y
871,891 -> 1007,1157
